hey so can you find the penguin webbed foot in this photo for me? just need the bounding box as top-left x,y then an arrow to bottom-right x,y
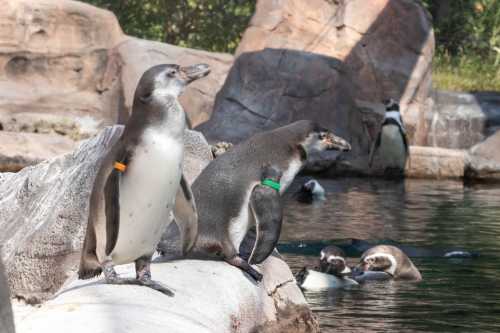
102,260 -> 174,296
225,255 -> 263,282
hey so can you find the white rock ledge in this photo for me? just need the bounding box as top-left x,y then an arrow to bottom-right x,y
13,257 -> 318,333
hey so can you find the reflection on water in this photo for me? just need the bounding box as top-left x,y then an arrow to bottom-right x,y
281,178 -> 500,333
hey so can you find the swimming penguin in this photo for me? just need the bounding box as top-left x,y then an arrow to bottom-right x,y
78,63 -> 210,295
295,178 -> 326,203
191,121 -> 351,281
296,246 -> 358,290
353,245 -> 422,282
368,99 -> 409,177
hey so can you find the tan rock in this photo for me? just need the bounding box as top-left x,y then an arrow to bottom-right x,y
405,146 -> 466,179
236,0 -> 434,145
0,0 -> 126,138
0,131 -> 78,172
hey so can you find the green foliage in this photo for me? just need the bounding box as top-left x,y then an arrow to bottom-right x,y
83,0 -> 256,53
433,53 -> 500,92
421,0 -> 500,58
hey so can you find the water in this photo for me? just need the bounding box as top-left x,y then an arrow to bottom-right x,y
280,177 -> 500,333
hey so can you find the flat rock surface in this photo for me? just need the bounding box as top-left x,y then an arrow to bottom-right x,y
405,146 -> 466,179
13,257 -> 316,333
0,131 -> 78,172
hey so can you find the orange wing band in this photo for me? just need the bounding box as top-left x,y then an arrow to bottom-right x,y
114,162 -> 127,172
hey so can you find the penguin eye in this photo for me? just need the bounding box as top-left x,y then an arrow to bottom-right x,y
166,69 -> 178,77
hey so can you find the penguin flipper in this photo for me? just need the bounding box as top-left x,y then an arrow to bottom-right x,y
104,145 -> 131,256
247,185 -> 283,265
173,174 -> 198,255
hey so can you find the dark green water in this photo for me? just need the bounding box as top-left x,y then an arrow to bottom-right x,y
280,177 -> 500,333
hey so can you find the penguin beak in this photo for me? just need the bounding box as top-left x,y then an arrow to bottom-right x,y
180,63 -> 211,83
324,133 -> 351,152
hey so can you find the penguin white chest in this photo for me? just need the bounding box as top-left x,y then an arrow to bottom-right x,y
111,129 -> 183,264
378,125 -> 407,168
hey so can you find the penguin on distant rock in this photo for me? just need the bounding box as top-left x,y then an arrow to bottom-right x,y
368,99 -> 409,178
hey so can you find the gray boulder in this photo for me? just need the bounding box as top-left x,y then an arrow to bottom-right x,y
197,48 -> 372,173
13,257 -> 318,333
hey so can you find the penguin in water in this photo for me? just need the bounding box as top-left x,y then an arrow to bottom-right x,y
78,63 -> 210,295
295,178 -> 326,204
368,99 -> 409,178
191,121 -> 351,281
296,246 -> 358,290
353,245 -> 422,282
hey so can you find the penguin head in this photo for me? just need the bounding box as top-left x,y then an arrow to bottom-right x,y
294,121 -> 351,158
134,63 -> 210,105
383,99 -> 400,112
356,245 -> 399,277
319,246 -> 350,277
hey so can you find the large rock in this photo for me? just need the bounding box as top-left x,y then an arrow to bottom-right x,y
0,0 -> 233,171
235,0 -> 434,145
0,126 -> 212,301
198,48 -> 373,173
0,0 -> 125,139
14,257 -> 318,333
0,257 -> 15,333
465,130 -> 500,181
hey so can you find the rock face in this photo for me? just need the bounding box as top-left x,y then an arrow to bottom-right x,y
0,0 -> 233,172
465,130 -> 500,181
198,48 -> 372,172
0,0 -> 124,139
234,0 -> 434,145
0,126 -> 212,301
0,257 -> 15,333
420,91 -> 500,149
14,257 -> 318,333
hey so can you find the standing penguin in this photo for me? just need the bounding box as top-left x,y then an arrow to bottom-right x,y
368,99 -> 409,177
191,121 -> 351,281
78,63 -> 210,295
